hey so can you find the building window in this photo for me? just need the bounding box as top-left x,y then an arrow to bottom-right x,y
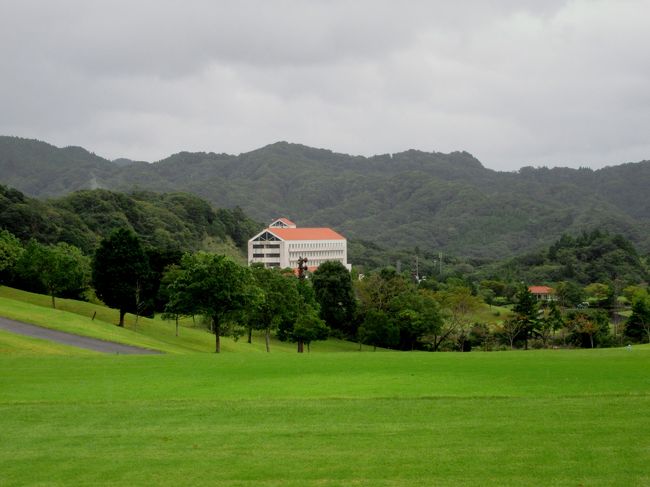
253,253 -> 265,258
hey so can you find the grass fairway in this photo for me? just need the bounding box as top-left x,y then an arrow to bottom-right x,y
2,349 -> 649,486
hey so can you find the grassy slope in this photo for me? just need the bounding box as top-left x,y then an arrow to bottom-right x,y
0,286 -> 372,354
1,349 -> 648,486
0,329 -> 98,356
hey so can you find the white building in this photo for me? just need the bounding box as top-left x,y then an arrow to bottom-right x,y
248,218 -> 350,272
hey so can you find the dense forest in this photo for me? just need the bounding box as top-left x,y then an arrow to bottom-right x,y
1,136 -> 649,260
0,184 -> 259,257
1,182 -> 648,351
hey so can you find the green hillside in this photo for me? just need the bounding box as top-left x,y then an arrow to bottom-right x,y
0,286 -> 374,354
1,135 -> 649,259
0,184 -> 258,257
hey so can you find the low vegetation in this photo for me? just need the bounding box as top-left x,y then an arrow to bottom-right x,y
1,349 -> 649,485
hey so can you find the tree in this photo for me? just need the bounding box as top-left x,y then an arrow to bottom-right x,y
312,261 -> 357,337
16,241 -> 89,308
512,286 -> 539,349
625,293 -> 650,343
165,252 -> 257,353
0,229 -> 23,282
566,310 -> 610,348
160,264 -> 188,337
391,289 -> 443,350
358,309 -> 399,350
292,308 -> 329,353
499,318 -> 526,350
555,281 -> 585,308
434,286 -> 482,351
249,265 -> 301,352
538,301 -> 564,347
92,229 -> 151,326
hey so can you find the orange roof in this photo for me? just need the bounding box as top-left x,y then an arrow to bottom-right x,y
269,227 -> 345,241
529,286 -> 553,294
275,217 -> 295,226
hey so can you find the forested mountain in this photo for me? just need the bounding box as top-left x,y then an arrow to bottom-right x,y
1,135 -> 649,259
0,184 -> 259,257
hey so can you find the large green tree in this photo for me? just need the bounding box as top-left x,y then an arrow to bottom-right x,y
249,265 -> 301,352
311,261 -> 357,337
92,229 -> 151,326
16,241 -> 89,308
0,229 -> 23,282
165,252 -> 257,352
512,286 -> 539,349
625,292 -> 650,343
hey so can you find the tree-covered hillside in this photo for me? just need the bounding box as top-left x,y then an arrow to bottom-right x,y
1,136 -> 649,259
0,184 -> 259,256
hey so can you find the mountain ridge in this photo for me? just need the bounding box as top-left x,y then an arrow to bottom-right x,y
1,135 -> 648,259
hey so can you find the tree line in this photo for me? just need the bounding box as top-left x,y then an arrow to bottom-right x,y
2,226 -> 648,352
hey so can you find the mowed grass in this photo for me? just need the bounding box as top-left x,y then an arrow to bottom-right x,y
1,349 -> 649,486
0,286 -> 372,354
0,329 -> 99,356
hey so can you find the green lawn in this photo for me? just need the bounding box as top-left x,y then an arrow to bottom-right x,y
1,349 -> 649,486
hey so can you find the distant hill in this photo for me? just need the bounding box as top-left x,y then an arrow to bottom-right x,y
1,135 -> 649,259
0,184 -> 259,259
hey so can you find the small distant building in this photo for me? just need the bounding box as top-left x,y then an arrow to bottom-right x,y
248,218 -> 350,272
528,286 -> 555,301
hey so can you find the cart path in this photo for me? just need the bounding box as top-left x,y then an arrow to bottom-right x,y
0,316 -> 163,354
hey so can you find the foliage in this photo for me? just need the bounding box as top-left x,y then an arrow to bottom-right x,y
291,308 -> 329,353
0,184 -> 259,255
565,310 -> 611,348
3,136 -> 650,263
92,229 -> 151,326
624,292 -> 650,343
15,241 -> 89,308
358,309 -> 399,350
356,269 -> 444,350
248,265 -> 301,351
511,286 -> 539,349
164,252 -> 257,352
0,229 -> 23,281
490,230 -> 648,286
311,260 -> 356,337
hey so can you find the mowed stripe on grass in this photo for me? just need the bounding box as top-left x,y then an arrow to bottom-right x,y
1,350 -> 649,486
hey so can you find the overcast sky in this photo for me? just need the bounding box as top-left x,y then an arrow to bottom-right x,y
1,1 -> 649,171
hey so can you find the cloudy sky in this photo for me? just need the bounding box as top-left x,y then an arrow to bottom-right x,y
1,1 -> 649,170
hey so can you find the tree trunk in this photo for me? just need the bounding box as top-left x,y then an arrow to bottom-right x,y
118,309 -> 126,327
265,328 -> 271,352
297,340 -> 304,353
509,337 -> 515,350
248,326 -> 253,344
213,317 -> 221,353
175,316 -> 179,337
589,334 -> 594,349
50,291 -> 56,309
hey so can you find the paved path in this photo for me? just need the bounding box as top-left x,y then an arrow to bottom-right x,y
0,316 -> 162,354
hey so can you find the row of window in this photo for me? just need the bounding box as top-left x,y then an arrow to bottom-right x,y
252,244 -> 280,249
289,250 -> 344,258
290,258 -> 344,267
289,242 -> 345,250
252,253 -> 281,258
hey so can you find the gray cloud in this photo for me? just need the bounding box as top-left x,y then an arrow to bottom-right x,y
1,0 -> 649,170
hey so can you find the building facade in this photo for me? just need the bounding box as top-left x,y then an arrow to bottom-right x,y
248,218 -> 350,271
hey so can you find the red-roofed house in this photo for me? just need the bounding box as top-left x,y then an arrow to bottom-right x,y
248,218 -> 350,271
528,286 -> 555,301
